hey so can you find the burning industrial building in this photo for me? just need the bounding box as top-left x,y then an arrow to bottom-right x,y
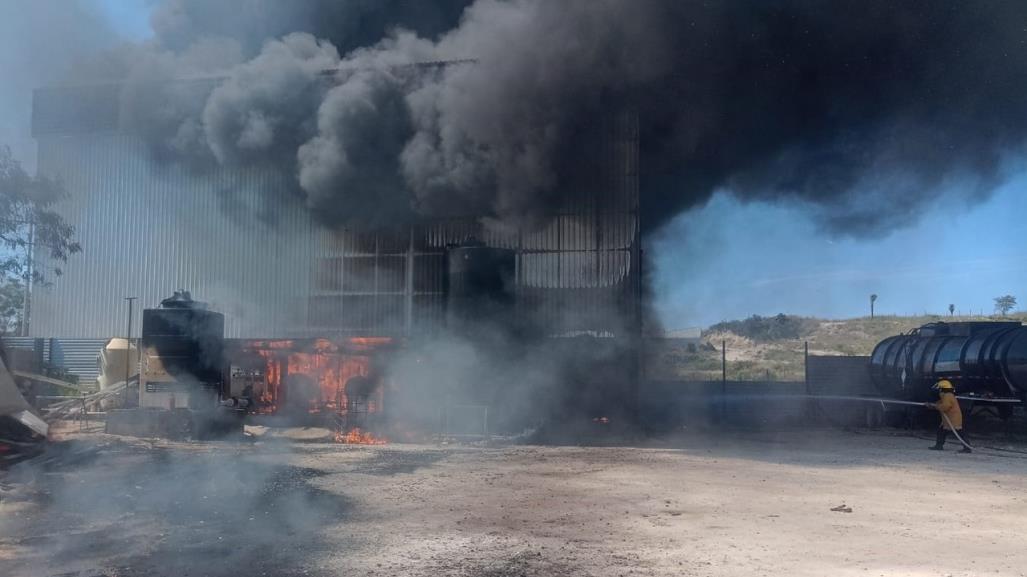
4,2 -> 1027,577
29,80 -> 642,435
22,0 -> 1027,435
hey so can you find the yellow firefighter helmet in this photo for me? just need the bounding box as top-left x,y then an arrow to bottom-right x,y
934,379 -> 954,391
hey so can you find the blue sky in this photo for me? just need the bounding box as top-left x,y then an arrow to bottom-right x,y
92,0 -> 152,40
651,173 -> 1027,329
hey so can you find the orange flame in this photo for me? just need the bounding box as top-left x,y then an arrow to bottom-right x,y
334,428 -> 387,445
248,337 -> 390,415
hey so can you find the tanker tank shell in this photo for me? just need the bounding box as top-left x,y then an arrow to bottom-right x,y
869,321 -> 1027,401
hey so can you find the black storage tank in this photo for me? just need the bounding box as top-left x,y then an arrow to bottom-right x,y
869,321 -> 1025,400
446,240 -> 516,329
139,290 -> 226,409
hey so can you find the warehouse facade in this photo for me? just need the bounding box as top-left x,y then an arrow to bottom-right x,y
30,83 -> 641,341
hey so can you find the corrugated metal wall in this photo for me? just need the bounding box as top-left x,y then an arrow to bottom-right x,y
32,133 -> 312,338
518,111 -> 639,336
2,337 -> 107,386
307,111 -> 640,338
31,89 -> 639,340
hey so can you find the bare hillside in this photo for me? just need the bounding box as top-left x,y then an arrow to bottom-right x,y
647,313 -> 1027,382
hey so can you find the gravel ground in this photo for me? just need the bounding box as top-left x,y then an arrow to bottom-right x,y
1,426 -> 1026,577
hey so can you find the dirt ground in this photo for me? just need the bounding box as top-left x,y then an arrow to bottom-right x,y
2,425 -> 1026,577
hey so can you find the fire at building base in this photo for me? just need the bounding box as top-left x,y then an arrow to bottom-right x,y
92,289 -> 637,443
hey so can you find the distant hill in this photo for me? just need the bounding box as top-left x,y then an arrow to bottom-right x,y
646,312 -> 1027,382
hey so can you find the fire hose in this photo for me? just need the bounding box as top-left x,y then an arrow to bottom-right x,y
802,395 -> 975,449
739,393 -> 1027,458
747,394 -> 983,449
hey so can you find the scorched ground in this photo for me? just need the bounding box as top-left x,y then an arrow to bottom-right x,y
1,426 -> 1026,577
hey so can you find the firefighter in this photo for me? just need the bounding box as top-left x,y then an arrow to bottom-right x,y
925,379 -> 970,453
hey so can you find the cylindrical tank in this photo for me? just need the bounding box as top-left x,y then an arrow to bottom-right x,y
869,321 -> 1026,400
1002,330 -> 1027,395
869,335 -> 913,398
868,335 -> 900,389
446,240 -> 516,328
139,290 -> 226,410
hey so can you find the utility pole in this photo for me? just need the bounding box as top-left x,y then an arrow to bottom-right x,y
124,296 -> 137,407
20,222 -> 34,336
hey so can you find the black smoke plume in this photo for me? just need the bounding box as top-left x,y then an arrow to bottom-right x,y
115,0 -> 1027,234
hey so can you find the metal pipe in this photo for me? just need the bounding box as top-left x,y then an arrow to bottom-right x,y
123,296 -> 137,408
21,222 -> 34,337
720,339 -> 727,422
711,392 -> 1014,450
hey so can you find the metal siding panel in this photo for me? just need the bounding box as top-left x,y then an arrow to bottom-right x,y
32,134 -> 312,339
31,110 -> 639,339
2,336 -> 106,386
50,338 -> 108,386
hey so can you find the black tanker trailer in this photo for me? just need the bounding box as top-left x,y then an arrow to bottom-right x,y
869,321 -> 1027,402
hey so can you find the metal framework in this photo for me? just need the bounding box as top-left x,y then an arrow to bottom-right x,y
30,83 -> 640,340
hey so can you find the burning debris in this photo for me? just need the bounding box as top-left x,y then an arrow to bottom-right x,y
335,427 -> 387,445
237,337 -> 391,418
241,338 -> 395,443
93,291 -> 399,440
4,2 -> 1027,575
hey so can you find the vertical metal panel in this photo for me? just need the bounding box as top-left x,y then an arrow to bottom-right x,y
31,110 -> 639,340
32,133 -> 311,338
2,336 -> 107,386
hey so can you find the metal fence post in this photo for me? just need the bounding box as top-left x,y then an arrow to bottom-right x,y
804,340 -> 813,422
721,340 -> 727,423
804,341 -> 810,394
483,406 -> 489,444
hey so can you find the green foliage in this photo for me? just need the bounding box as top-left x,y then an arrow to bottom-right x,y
707,313 -> 816,342
994,295 -> 1017,316
0,278 -> 23,334
0,145 -> 81,285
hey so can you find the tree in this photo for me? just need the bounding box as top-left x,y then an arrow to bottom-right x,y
870,294 -> 878,318
994,295 -> 1017,317
948,304 -> 955,316
0,146 -> 81,333
0,279 -> 24,334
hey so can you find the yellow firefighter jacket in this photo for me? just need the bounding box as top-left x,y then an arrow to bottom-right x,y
932,392 -> 963,430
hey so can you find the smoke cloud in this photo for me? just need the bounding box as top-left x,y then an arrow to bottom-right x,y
0,439 -> 352,576
86,1 -> 1027,233
204,33 -> 340,166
